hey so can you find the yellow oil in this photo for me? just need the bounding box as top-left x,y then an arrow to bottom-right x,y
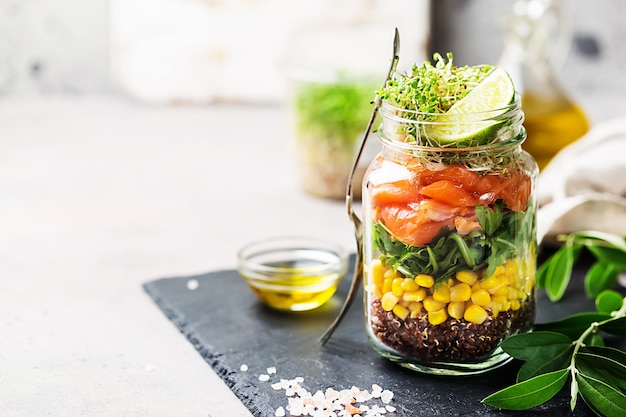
521,93 -> 589,170
242,260 -> 342,311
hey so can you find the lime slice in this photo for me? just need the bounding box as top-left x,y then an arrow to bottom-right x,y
427,67 -> 515,147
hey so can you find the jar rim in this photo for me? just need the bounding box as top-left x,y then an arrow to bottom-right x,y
376,128 -> 526,154
376,93 -> 525,151
379,93 -> 522,123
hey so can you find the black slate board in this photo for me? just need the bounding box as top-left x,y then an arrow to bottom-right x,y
143,253 -> 622,417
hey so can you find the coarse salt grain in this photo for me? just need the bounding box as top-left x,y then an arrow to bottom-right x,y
380,390 -> 394,404
255,369 -> 395,417
270,377 -> 395,416
366,405 -> 386,415
240,364 -> 248,372
186,279 -> 199,290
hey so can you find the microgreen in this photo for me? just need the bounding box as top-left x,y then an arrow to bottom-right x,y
375,52 -> 520,172
376,52 -> 492,149
295,78 -> 376,145
483,231 -> 626,417
377,52 -> 492,117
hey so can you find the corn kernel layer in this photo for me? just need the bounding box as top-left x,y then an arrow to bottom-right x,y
370,258 -> 534,325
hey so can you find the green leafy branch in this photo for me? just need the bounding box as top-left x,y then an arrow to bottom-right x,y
537,231 -> 626,302
483,231 -> 626,416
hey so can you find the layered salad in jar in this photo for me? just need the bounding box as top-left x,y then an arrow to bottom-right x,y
363,53 -> 538,370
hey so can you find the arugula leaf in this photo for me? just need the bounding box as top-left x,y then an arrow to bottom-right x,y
482,369 -> 568,410
373,222 -> 485,283
373,202 -> 530,284
475,204 -> 502,236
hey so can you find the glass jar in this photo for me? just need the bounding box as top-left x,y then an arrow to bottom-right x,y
361,96 -> 539,375
289,73 -> 379,199
285,21 -> 426,199
285,23 -> 392,199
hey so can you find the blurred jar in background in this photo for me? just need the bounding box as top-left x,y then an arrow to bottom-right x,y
286,21 -> 427,199
290,72 -> 377,199
498,0 -> 589,170
286,23 -> 387,199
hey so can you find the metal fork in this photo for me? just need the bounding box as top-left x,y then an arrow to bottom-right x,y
318,28 -> 400,345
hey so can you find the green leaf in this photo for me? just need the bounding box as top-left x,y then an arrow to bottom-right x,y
576,372 -> 626,417
573,230 -> 626,252
502,332 -> 573,383
588,333 -> 606,347
517,346 -> 573,382
587,245 -> 626,268
482,369 -> 568,410
544,244 -> 580,302
585,261 -> 621,298
596,290 -> 625,314
599,316 -> 626,338
533,313 -> 612,339
577,360 -> 626,392
476,204 -> 502,236
501,331 -> 572,361
577,346 -> 626,384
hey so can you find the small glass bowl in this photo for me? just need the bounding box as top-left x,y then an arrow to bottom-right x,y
237,236 -> 349,311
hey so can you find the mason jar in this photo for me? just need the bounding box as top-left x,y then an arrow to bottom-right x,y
361,95 -> 538,375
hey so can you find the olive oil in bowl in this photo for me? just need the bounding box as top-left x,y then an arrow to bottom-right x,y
238,238 -> 349,311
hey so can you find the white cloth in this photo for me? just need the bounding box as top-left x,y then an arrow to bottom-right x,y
537,117 -> 626,246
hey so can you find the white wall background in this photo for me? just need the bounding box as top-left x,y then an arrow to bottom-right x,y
109,0 -> 430,104
0,0 -> 623,102
0,0 -> 109,95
